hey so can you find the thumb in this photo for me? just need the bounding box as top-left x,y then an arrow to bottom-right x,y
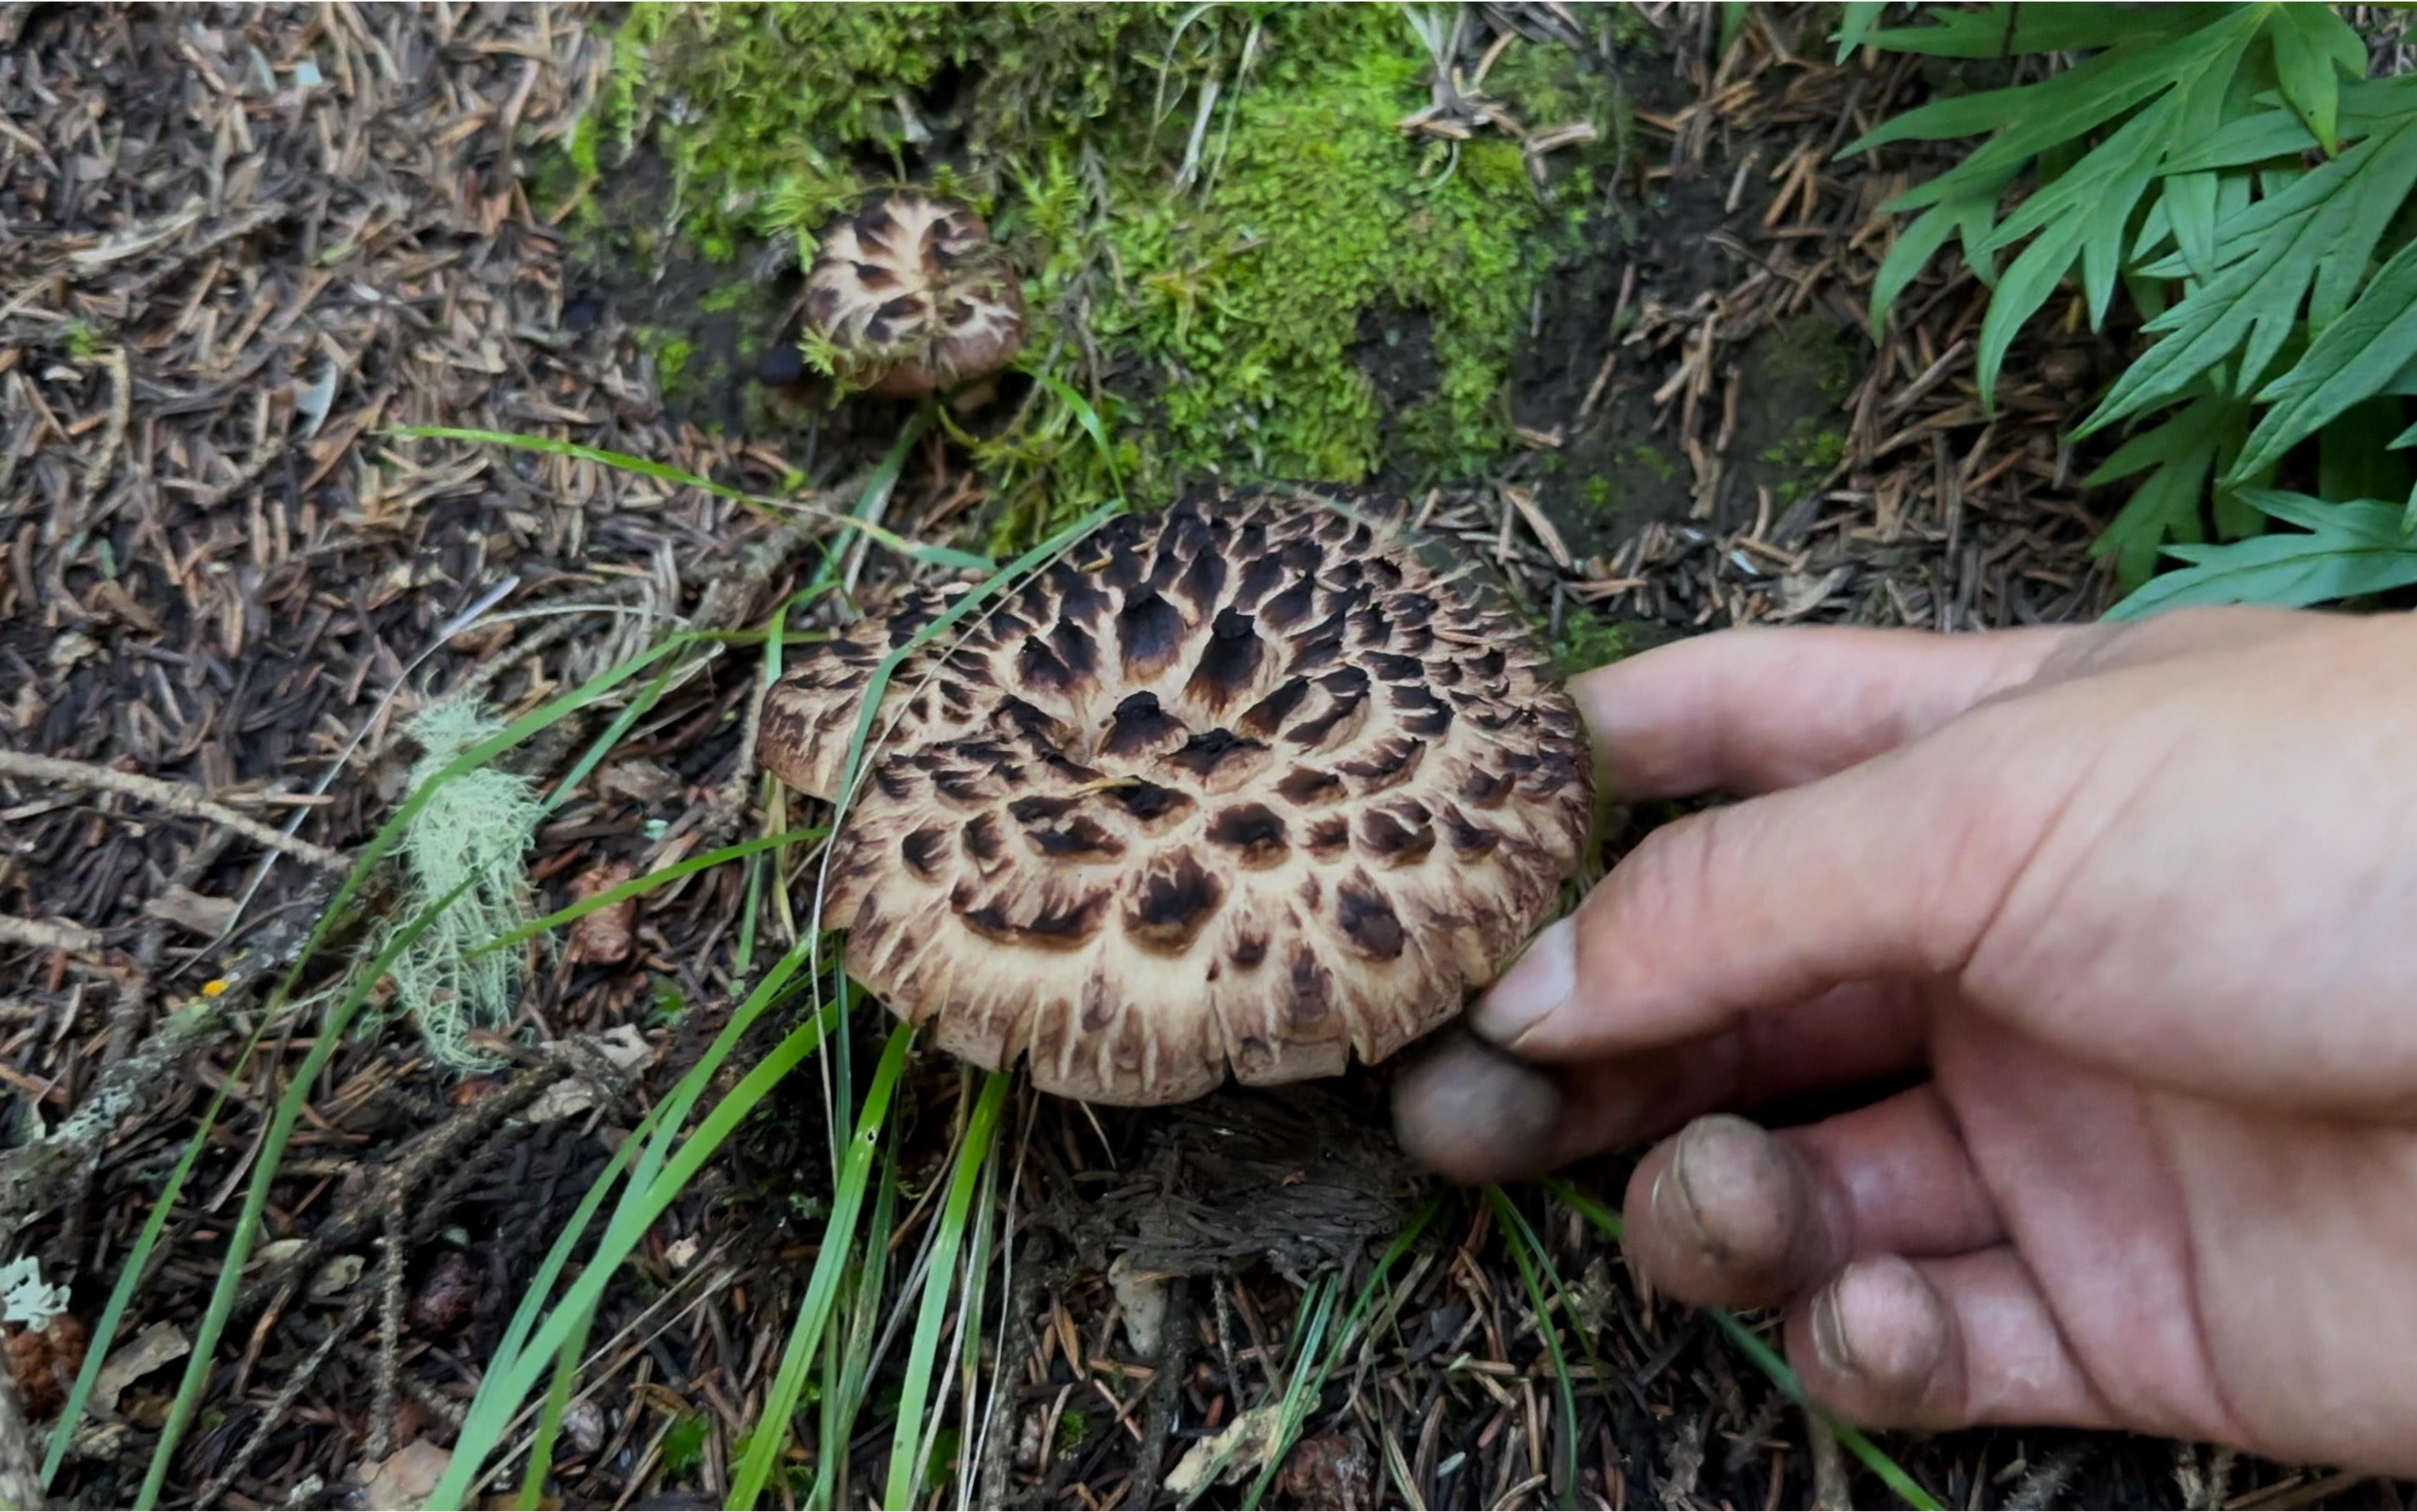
1471,718 -> 2056,1061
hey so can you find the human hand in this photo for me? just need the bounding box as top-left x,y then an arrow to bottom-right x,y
1393,606 -> 2417,1475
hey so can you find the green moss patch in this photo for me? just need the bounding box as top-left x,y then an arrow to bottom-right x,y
592,3 -> 1625,535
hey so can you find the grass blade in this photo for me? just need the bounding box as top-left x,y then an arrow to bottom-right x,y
468,828 -> 826,958
1240,1195 -> 1443,1510
727,1021 -> 918,1509
1485,1188 -> 1580,1510
427,971 -> 843,1507
518,1310 -> 598,1510
135,873 -> 480,1508
884,1071 -> 1013,1510
389,425 -> 991,573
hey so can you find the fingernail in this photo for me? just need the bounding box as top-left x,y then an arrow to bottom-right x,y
1471,918 -> 1576,1046
1810,1278 -> 1860,1381
1652,1125 -> 1711,1258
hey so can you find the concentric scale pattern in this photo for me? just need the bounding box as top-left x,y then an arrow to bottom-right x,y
758,485 -> 1594,1105
802,193 -> 1024,397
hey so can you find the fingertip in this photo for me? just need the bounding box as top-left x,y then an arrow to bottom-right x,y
1804,1254 -> 1955,1411
1621,1113 -> 1819,1310
1391,1033 -> 1571,1186
1786,1249 -> 2117,1435
1469,917 -> 1577,1049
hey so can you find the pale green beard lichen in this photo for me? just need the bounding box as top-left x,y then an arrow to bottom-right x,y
377,697 -> 544,1071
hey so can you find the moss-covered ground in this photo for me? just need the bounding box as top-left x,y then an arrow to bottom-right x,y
573,3 -> 1634,543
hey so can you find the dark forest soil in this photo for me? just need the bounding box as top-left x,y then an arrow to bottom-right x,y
2,4 -> 2410,1511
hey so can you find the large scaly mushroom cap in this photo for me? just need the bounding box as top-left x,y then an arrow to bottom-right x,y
758,484 -> 1595,1105
802,193 -> 1026,399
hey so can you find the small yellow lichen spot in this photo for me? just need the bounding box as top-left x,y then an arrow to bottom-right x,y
201,979 -> 229,998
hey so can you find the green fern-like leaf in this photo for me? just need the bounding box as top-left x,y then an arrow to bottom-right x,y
1818,5 -> 2414,608
2268,3 -> 2368,155
2234,234 -> 2417,481
2080,114 -> 2417,438
2084,390 -> 2252,589
2108,489 -> 2417,620
1844,8 -> 2269,406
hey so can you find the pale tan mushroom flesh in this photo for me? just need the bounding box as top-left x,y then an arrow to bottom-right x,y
758,484 -> 1595,1105
801,193 -> 1025,398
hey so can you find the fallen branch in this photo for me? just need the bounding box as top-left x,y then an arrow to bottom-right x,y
0,752 -> 349,876
0,1000 -> 219,1231
0,916 -> 98,955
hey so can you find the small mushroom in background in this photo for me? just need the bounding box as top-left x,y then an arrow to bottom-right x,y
798,191 -> 1026,399
756,485 -> 1596,1106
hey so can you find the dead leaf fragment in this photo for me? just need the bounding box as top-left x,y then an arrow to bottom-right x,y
564,861 -> 637,965
308,1254 -> 365,1299
597,758 -> 679,803
361,1439 -> 452,1506
141,886 -> 240,937
1275,1428 -> 1374,1510
1108,1252 -> 1169,1355
5,1314 -> 88,1419
524,1024 -> 653,1123
1165,1404 -> 1284,1497
90,1321 -> 187,1418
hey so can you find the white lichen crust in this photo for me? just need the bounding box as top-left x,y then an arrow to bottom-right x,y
802,193 -> 1025,397
760,485 -> 1594,1105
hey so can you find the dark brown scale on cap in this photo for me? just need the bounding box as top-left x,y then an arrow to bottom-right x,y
1339,736 -> 1423,793
1335,881 -> 1406,960
1163,728 -> 1268,785
1115,589 -> 1187,679
1101,693 -> 1187,762
900,826 -> 949,879
1107,779 -> 1195,830
1124,855 -> 1225,954
1235,676 -> 1312,740
1183,608 -> 1264,714
1207,803 -> 1290,869
1277,766 -> 1345,806
1028,816 -> 1125,862
1358,807 -> 1436,867
753,484 -> 1594,1106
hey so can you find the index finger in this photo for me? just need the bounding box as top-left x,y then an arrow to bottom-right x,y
1472,709 -> 2063,1059
1571,623 -> 2080,801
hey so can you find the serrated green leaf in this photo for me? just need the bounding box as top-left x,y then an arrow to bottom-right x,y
2165,22 -> 2267,277
2093,438 -> 2216,589
2235,237 -> 2417,480
2165,108 -> 2321,173
2083,100 -> 2192,326
2340,74 -> 2417,133
2093,120 -> 2417,434
1978,93 -> 2178,257
1833,1 -> 1887,63
1848,28 -> 2202,171
2309,120 -> 2417,331
2083,392 -> 2247,586
2085,216 -> 2308,433
1976,217 -> 2089,413
2269,4 -> 2369,155
1868,199 -> 1970,334
1857,3 -> 2221,59
2106,490 -> 2417,619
